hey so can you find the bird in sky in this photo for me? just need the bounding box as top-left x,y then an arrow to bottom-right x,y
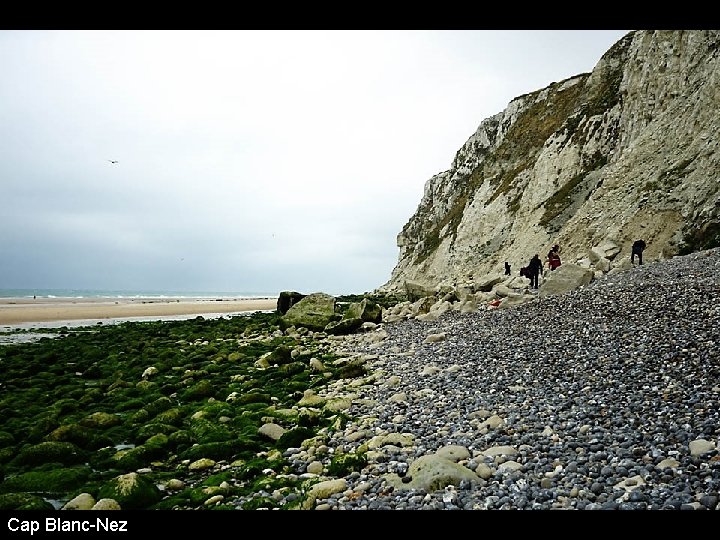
108,160 -> 118,164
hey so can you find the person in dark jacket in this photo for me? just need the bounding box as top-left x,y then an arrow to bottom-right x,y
527,254 -> 543,289
631,239 -> 647,265
504,261 -> 511,275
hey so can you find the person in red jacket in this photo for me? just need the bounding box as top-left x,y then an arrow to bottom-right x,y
547,244 -> 561,271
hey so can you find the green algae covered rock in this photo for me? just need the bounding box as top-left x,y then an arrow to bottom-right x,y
182,380 -> 216,401
189,418 -> 233,443
112,446 -> 151,471
0,492 -> 54,511
276,427 -> 315,450
0,466 -> 91,494
15,441 -> 86,466
144,397 -> 174,417
278,361 -> 305,375
266,345 -> 293,365
137,422 -> 178,440
180,440 -> 244,461
79,411 -> 121,429
281,293 -> 338,331
155,408 -> 183,426
345,298 -> 382,323
168,430 -> 194,451
328,451 -> 367,476
0,308 -> 347,509
135,380 -> 157,393
0,448 -> 14,464
144,433 -> 169,453
277,291 -> 306,315
0,431 -> 15,448
97,472 -> 161,509
45,424 -> 91,448
237,392 -> 271,405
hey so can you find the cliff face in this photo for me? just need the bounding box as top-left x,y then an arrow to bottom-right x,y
381,30 -> 720,292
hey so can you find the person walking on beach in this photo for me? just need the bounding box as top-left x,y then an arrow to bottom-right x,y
527,254 -> 543,289
547,244 -> 561,271
632,239 -> 647,265
504,262 -> 511,276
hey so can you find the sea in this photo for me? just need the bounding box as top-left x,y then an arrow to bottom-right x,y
0,288 -> 276,300
0,288 -> 278,341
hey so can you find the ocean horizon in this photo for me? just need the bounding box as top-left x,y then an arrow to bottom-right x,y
0,288 -> 278,300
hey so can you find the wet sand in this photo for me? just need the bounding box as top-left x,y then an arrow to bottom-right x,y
0,297 -> 278,325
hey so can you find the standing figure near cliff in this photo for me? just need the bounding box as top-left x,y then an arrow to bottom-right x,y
632,239 -> 647,265
527,254 -> 543,289
547,244 -> 561,271
504,262 -> 511,275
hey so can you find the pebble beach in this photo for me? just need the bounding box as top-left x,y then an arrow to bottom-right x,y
1,249 -> 718,512
271,248 -> 720,510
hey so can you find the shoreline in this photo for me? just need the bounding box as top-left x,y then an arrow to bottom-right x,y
0,296 -> 278,326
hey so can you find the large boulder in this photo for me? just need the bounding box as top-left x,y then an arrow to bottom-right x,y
345,298 -> 382,323
281,292 -> 337,331
539,263 -> 594,298
410,296 -> 436,316
594,257 -> 611,273
325,318 -> 363,335
97,472 -> 161,510
15,441 -> 86,466
276,291 -> 306,315
475,274 -> 505,292
597,240 -> 621,260
499,293 -> 533,308
404,281 -> 436,302
493,284 -> 514,298
384,454 -> 479,491
587,246 -> 606,263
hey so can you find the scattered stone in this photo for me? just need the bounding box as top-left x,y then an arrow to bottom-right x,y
301,479 -> 348,510
479,415 -> 504,431
475,463 -> 493,480
482,445 -> 518,457
258,423 -> 286,442
385,454 -> 479,491
306,461 -> 324,474
188,458 -> 216,471
657,458 -> 680,470
436,445 -> 470,462
62,493 -> 96,510
424,333 -> 446,343
91,499 -> 121,510
142,366 -> 159,379
689,439 -> 716,456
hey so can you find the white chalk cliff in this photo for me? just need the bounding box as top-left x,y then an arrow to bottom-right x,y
381,30 -> 720,292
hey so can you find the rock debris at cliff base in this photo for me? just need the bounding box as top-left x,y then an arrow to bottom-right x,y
277,248 -> 720,510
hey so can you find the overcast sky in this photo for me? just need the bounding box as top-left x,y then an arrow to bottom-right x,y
0,30 -> 630,295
